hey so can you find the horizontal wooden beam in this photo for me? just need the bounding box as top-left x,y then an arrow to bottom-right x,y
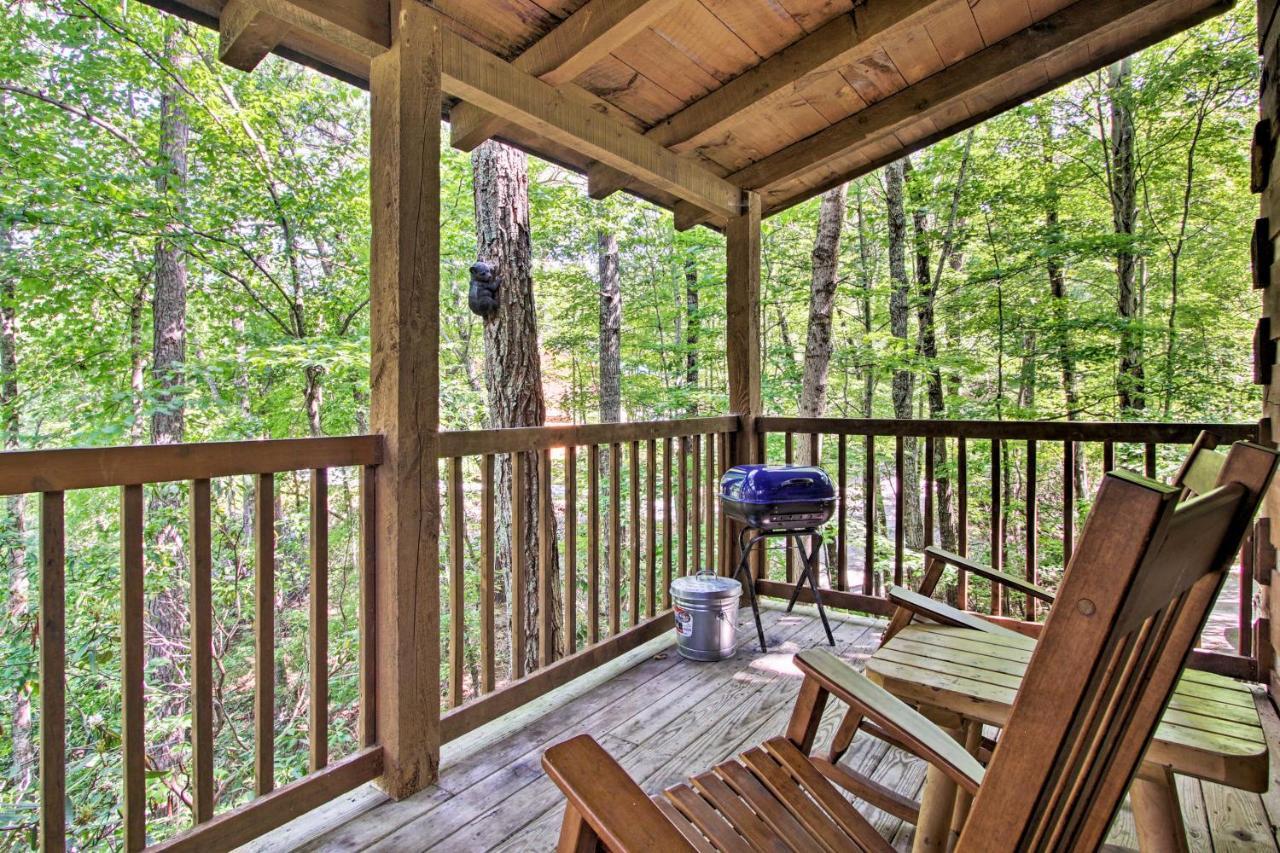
450,0 -> 677,151
438,415 -> 739,457
755,580 -> 895,617
736,0 -> 1228,194
219,0 -> 289,71
248,0 -> 389,58
0,435 -> 382,494
755,416 -> 1257,444
762,0 -> 1233,214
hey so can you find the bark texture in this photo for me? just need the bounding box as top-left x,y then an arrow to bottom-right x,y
684,256 -> 698,416
1108,59 -> 1144,413
473,140 -> 561,670
886,158 -> 921,549
597,228 -> 621,423
798,185 -> 846,424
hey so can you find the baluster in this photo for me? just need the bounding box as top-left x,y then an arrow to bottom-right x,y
609,442 -> 621,636
663,436 -> 673,607
359,466 -> 377,745
692,435 -> 702,573
678,436 -> 689,579
255,472 -> 275,795
189,478 -> 215,820
647,439 -> 657,614
448,458 -> 464,702
629,440 -> 640,628
894,435 -> 905,586
808,433 -> 820,586
1103,441 -> 1115,473
1241,527 -> 1255,658
785,432 -> 795,583
311,468 -> 330,765
718,432 -> 731,576
480,456 -> 496,692
1026,441 -> 1038,621
924,436 -> 935,549
1145,442 -> 1157,478
863,435 -> 875,596
121,484 -> 145,851
512,452 -> 527,677
1062,441 -> 1075,569
588,445 -> 600,645
539,449 -> 555,668
837,435 -> 848,593
957,438 -> 969,610
704,433 -> 715,574
990,441 -> 1003,617
564,446 -> 577,655
40,491 -> 66,853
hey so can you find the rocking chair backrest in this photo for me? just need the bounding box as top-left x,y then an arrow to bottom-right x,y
958,441 -> 1277,852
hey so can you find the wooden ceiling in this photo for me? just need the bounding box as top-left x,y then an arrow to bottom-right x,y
146,0 -> 1233,228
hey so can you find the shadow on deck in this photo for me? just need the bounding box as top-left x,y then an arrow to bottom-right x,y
249,604 -> 1280,852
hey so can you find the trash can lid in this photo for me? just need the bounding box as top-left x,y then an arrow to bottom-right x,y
670,572 -> 741,602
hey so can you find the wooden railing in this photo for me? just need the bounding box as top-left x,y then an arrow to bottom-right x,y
436,416 -> 738,742
2,437 -> 381,851
754,417 -> 1266,678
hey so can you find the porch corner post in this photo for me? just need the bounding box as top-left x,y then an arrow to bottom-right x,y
726,190 -> 762,465
369,1 -> 442,798
727,191 -> 763,581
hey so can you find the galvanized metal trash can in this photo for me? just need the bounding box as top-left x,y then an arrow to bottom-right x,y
670,571 -> 741,661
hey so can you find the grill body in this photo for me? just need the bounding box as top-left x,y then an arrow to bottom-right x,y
719,464 -> 835,531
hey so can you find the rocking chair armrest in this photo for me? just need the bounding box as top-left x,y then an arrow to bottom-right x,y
924,546 -> 1055,603
886,585 -> 1030,641
794,650 -> 985,794
542,734 -> 695,852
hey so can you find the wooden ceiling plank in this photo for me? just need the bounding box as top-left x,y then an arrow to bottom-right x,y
730,0 -> 1207,193
438,22 -> 741,219
759,0 -> 1233,215
219,0 -> 290,71
450,0 -> 681,151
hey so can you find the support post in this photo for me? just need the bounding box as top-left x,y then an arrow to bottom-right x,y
727,191 -> 763,581
369,1 -> 442,798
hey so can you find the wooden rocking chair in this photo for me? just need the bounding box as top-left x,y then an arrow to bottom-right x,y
541,439 -> 1276,852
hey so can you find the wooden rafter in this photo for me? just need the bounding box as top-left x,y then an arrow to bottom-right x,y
587,0 -> 937,200
219,0 -> 289,71
450,0 -> 683,151
220,0 -> 741,221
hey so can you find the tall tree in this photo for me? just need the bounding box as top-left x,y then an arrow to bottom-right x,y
684,256 -> 699,416
1106,58 -> 1144,413
473,139 -> 561,670
797,184 -> 847,462
886,157 -> 922,548
598,228 -> 621,423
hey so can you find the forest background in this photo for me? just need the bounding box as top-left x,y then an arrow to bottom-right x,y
0,0 -> 1264,847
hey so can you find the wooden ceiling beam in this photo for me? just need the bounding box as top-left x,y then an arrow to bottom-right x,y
219,0 -> 290,71
730,0 -> 1220,194
588,0 -> 937,201
450,0 -> 681,151
760,0 -> 1233,217
223,0 -> 740,221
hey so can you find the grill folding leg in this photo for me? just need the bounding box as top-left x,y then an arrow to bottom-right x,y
731,527 -> 836,653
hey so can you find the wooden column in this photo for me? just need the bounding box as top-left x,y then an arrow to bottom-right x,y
369,1 -> 442,798
1260,0 -> 1280,698
726,191 -> 762,581
727,191 -> 761,463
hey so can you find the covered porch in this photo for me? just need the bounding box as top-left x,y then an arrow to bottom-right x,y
14,0 -> 1280,849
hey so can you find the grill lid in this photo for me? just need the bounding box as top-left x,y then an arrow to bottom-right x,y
720,464 -> 835,505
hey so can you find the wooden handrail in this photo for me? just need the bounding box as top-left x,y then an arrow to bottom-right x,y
0,434 -> 381,495
438,415 -> 738,456
756,416 -> 1258,443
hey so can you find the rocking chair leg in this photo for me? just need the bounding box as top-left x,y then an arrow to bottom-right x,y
1131,766 -> 1190,853
557,803 -> 603,853
950,720 -> 982,834
913,729 -> 962,853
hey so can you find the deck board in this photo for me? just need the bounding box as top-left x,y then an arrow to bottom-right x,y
257,604 -> 1280,852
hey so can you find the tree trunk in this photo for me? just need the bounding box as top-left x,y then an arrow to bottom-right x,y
151,24 -> 189,446
887,157 -> 921,550
598,229 -> 621,424
684,256 -> 699,416
854,184 -> 875,418
798,185 -> 846,462
1,218 -> 31,793
473,140 -> 561,671
1108,59 -> 1144,414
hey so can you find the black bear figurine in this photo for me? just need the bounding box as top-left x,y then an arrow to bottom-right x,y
467,261 -> 500,318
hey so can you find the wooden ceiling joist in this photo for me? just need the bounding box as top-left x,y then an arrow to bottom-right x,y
734,0 -> 1228,204
220,0 -> 741,222
449,0 -> 682,152
586,0 -> 937,202
219,0 -> 289,71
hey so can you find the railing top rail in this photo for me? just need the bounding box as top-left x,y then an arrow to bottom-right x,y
438,415 -> 739,457
756,417 -> 1259,445
0,435 -> 382,495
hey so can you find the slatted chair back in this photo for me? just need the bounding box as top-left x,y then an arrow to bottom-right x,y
958,441 -> 1276,851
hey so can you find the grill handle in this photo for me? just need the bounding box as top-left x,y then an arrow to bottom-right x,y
781,477 -> 815,488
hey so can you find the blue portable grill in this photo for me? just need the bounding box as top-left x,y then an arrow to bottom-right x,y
720,464 -> 837,653
719,464 -> 836,531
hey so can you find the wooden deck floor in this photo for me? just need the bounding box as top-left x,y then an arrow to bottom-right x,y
251,603 -> 1280,852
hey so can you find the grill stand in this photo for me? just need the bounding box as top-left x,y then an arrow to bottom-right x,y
731,527 -> 836,653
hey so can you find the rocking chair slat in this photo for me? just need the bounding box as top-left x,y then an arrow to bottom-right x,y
666,783 -> 753,853
739,748 -> 858,853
